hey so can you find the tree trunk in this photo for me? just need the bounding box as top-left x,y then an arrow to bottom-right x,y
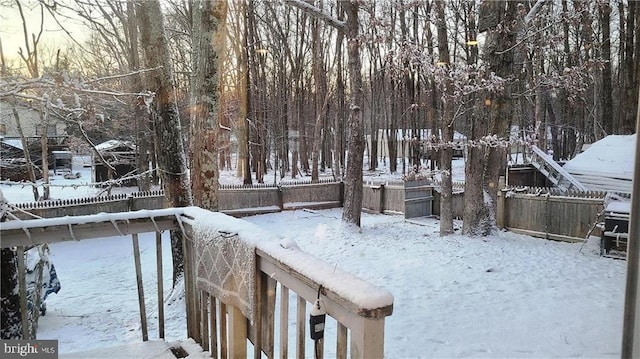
12,107 -> 40,201
435,0 -> 454,236
334,8 -> 345,180
601,0 -> 613,135
341,0 -> 365,226
39,99 -> 50,201
127,0 -> 151,192
1,195 -> 21,339
483,0 -> 517,233
191,0 -> 227,210
311,12 -> 324,183
137,0 -> 193,285
237,0 -> 252,185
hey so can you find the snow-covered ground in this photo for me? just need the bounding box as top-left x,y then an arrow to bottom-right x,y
0,154 -> 630,358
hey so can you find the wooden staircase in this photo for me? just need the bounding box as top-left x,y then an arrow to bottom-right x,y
527,145 -> 587,192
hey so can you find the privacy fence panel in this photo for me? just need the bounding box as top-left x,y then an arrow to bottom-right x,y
362,184 -> 384,213
502,192 -> 605,242
280,181 -> 343,210
218,186 -> 282,216
404,180 -> 433,219
382,184 -> 405,215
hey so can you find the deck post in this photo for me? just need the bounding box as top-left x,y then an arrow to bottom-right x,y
621,82 -> 640,358
497,176 -> 506,228
350,318 -> 385,359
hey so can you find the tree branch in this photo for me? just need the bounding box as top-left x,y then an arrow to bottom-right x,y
284,0 -> 345,29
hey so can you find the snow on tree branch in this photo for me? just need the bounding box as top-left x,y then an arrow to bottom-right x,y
524,0 -> 547,25
284,0 -> 345,29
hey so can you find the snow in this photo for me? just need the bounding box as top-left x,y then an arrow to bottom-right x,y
564,135 -> 636,180
0,155 -> 630,357
0,208 -> 185,231
563,134 -> 636,192
94,140 -> 136,152
246,209 -> 625,358
606,201 -> 632,214
60,340 -> 176,359
1,137 -> 24,150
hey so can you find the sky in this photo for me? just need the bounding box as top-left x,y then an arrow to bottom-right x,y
0,134 -> 635,358
0,0 -> 86,64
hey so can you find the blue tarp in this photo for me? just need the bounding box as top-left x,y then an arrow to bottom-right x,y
26,246 -> 61,313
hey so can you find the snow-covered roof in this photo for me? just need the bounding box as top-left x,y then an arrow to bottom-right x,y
1,137 -> 24,150
562,134 -> 635,193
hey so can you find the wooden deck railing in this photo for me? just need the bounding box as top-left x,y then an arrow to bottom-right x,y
180,208 -> 394,359
1,207 -> 394,358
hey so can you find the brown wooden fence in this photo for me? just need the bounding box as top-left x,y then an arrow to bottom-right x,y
8,180 -> 613,243
497,186 -> 608,242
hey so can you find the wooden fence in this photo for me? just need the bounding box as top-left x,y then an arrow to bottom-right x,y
8,180 -> 613,243
9,180 -> 455,221
11,180 -> 344,219
497,186 -> 609,242
10,190 -> 165,219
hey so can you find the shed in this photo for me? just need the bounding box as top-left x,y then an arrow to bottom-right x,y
562,134 -> 635,193
93,140 -> 138,186
52,151 -> 73,174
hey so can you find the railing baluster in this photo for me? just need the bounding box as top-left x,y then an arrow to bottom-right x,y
132,233 -> 148,341
229,305 -> 247,358
254,271 -> 263,359
296,295 -> 306,359
155,232 -> 164,339
201,291 -> 210,353
210,298 -> 218,359
219,302 -> 228,359
336,322 -> 347,359
264,276 -> 277,358
280,285 -> 289,359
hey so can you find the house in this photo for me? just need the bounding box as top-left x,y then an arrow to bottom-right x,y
0,102 -> 66,138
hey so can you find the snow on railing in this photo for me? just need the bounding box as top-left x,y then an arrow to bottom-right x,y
180,207 -> 394,359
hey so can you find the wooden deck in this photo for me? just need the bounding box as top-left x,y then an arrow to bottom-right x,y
60,340 -> 178,359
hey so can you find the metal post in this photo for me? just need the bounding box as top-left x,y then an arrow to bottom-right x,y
622,85 -> 640,358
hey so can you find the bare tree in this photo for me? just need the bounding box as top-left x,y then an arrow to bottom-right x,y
190,0 -> 227,210
137,0 -> 193,284
434,0 -> 454,236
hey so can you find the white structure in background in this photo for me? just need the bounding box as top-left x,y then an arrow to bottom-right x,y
562,134 -> 636,194
365,129 -> 466,160
0,103 -> 66,137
